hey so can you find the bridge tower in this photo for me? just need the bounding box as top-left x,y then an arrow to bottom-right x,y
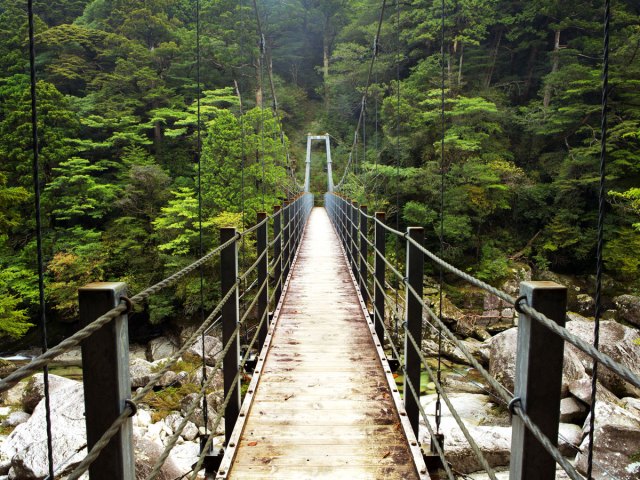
304,133 -> 334,192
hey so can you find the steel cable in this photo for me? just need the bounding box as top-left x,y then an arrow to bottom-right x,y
67,277 -> 240,480
335,0 -> 388,190
27,1 -> 55,476
0,233 -> 240,393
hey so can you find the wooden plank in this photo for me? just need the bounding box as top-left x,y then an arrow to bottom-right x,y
219,208 -> 426,480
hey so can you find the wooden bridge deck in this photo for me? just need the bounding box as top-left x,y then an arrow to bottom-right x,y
217,207 -> 427,479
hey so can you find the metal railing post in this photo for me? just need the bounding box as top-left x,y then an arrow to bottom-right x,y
79,283 -> 134,480
257,212 -> 268,347
341,197 -> 347,250
404,227 -> 424,437
220,227 -> 241,444
374,212 -> 386,343
359,205 -> 369,304
283,201 -> 291,281
273,205 -> 282,303
350,201 -> 359,276
510,281 -> 567,480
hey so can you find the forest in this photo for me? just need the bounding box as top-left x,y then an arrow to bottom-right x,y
0,0 -> 639,342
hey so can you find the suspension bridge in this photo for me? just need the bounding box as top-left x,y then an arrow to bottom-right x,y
2,0 -> 639,479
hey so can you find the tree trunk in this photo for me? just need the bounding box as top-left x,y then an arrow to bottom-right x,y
255,55 -> 263,107
522,45 -> 538,99
447,44 -> 453,86
323,25 -> 330,108
457,42 -> 464,86
543,29 -> 561,108
484,28 -> 503,88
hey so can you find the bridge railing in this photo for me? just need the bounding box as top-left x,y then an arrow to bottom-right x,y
325,192 -> 640,480
0,193 -> 314,480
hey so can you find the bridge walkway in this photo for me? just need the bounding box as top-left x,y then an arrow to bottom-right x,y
217,207 -> 427,479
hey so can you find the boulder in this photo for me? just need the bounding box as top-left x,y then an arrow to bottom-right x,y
147,337 -> 179,362
2,382 -> 87,479
419,393 -> 512,473
129,343 -> 148,361
419,422 -> 512,474
423,338 -> 476,366
167,441 -> 200,476
21,373 -> 76,413
575,401 -> 640,480
567,378 -> 620,406
565,319 -> 640,398
130,358 -> 182,389
1,412 -> 30,429
444,373 -> 487,395
2,379 -> 194,479
622,397 -> 640,416
559,397 -> 588,424
184,336 -> 223,367
558,423 -> 583,456
163,412 -> 199,442
488,327 -> 587,397
420,393 -> 510,428
0,380 -> 27,407
575,294 -> 595,316
134,435 -> 184,480
614,294 -> 640,328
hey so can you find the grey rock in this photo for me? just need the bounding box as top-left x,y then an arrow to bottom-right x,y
129,343 -> 148,361
147,336 -> 179,362
2,379 -> 194,480
1,412 -> 30,428
567,378 -> 621,406
134,435 -> 184,480
184,335 -> 223,367
419,393 -> 512,473
21,373 -> 76,413
130,358 -> 181,389
622,397 -> 640,416
566,319 -> 640,398
558,423 -> 583,456
559,397 -> 588,424
575,293 -> 595,316
614,294 -> 640,327
488,327 -> 587,397
575,401 -> 640,480
3,382 -> 87,479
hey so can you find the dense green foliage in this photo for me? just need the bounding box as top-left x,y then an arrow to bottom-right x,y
0,0 -> 638,339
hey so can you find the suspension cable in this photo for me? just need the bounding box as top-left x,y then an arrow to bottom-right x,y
436,0 -> 446,436
194,0 -> 211,447
335,0 -> 388,190
27,2 -> 55,477
393,0 -> 401,348
587,0 -> 610,476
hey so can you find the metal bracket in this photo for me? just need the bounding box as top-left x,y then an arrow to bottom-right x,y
200,444 -> 224,476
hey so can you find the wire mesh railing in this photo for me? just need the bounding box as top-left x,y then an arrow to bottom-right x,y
325,192 -> 640,480
0,193 -> 314,480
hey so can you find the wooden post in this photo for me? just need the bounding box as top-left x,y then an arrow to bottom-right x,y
273,205 -> 282,303
404,227 -> 424,437
510,281 -> 567,480
359,205 -> 369,304
257,212 -> 268,347
283,201 -> 291,281
220,228 -> 241,444
374,212 -> 386,344
79,282 -> 134,480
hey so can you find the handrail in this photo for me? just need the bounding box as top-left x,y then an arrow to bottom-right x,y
2,192 -> 315,480
324,191 -> 635,480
